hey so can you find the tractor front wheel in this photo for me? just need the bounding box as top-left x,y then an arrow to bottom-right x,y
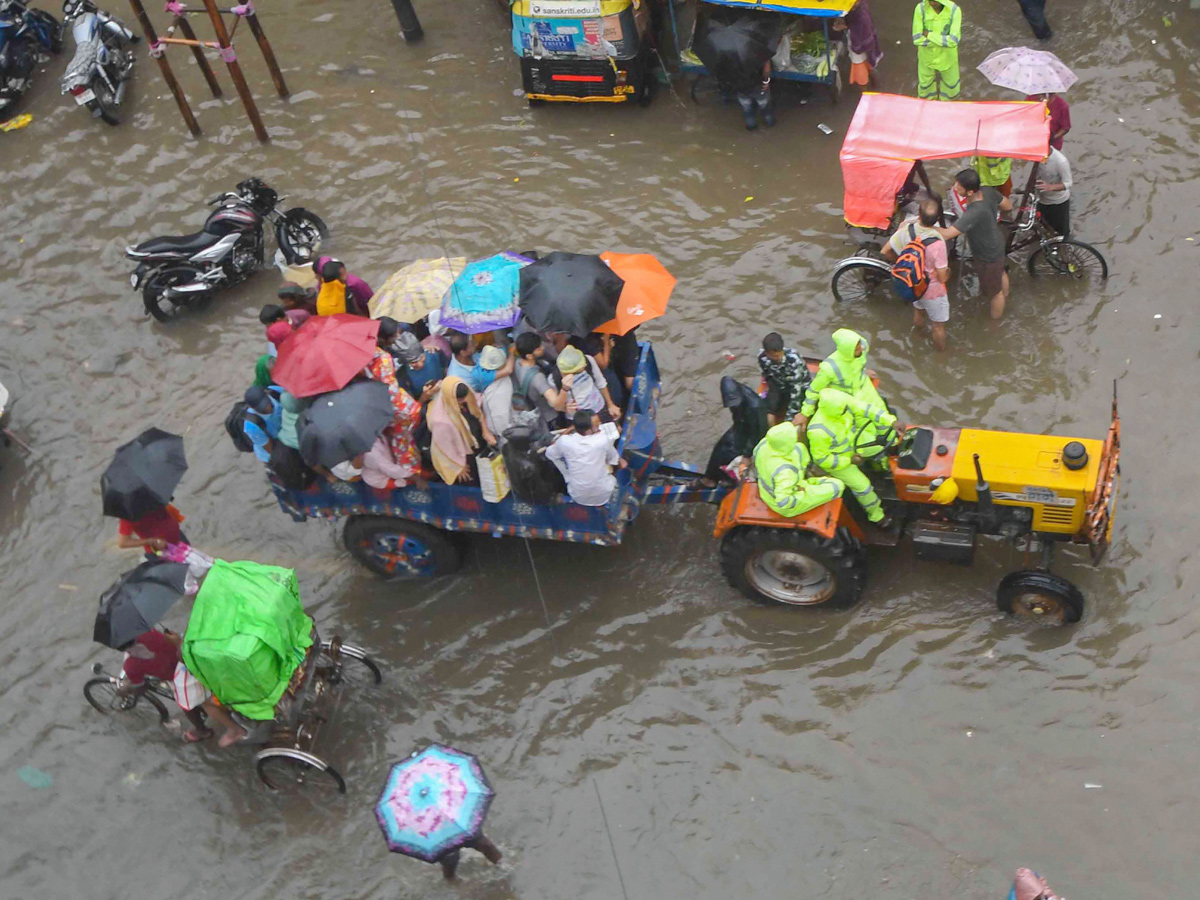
996,570 -> 1084,625
720,526 -> 866,608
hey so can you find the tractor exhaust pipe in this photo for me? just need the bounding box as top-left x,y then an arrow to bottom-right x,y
973,453 -> 998,530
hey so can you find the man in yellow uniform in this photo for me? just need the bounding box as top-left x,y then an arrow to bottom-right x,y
912,0 -> 961,101
807,389 -> 897,526
752,423 -> 844,518
797,328 -> 885,429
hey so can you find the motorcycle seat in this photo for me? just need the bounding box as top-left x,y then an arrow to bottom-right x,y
132,231 -> 221,255
64,38 -> 98,82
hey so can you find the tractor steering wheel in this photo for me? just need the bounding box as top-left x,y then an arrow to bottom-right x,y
853,418 -> 899,458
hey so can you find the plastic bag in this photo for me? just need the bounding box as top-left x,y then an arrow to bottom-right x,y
478,451 -> 511,503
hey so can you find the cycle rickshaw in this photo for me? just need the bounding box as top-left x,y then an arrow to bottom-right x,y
829,93 -> 1107,303
84,559 -> 381,793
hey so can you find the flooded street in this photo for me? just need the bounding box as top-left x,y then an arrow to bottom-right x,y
1,0 -> 1197,896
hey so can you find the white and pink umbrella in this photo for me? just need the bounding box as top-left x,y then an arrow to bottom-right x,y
978,47 -> 1076,95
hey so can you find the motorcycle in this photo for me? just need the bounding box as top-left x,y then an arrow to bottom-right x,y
125,178 -> 329,322
60,0 -> 136,125
0,0 -> 63,117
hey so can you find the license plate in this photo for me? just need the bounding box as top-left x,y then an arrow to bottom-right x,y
129,272 -> 139,288
74,89 -> 95,105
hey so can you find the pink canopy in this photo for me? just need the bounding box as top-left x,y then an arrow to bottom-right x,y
840,93 -> 1050,229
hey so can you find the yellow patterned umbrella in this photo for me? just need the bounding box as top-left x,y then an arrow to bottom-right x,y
369,257 -> 466,323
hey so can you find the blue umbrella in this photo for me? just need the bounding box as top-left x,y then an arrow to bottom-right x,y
374,745 -> 495,861
439,252 -> 532,334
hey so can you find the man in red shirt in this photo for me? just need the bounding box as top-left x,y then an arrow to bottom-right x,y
116,503 -> 187,554
118,629 -> 213,741
1027,92 -> 1071,150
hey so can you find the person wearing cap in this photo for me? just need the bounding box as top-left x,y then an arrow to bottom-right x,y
478,345 -> 516,439
545,410 -> 627,507
242,386 -> 282,464
392,331 -> 445,399
555,346 -> 620,423
447,333 -> 515,395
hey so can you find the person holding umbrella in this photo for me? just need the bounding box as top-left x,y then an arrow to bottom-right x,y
976,47 -> 1075,150
103,428 -> 190,555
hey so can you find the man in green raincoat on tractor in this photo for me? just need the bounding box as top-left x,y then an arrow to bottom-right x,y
912,0 -> 962,101
797,328 -> 886,430
806,389 -> 898,526
752,423 -> 844,518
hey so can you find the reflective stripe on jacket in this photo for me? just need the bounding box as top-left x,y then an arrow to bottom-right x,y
912,0 -> 960,63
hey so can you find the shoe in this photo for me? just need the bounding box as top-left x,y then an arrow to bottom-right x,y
875,515 -> 894,530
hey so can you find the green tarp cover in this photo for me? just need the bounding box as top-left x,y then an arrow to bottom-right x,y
182,560 -> 314,720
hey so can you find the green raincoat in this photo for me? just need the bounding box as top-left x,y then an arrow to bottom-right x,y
799,328 -> 885,419
752,423 -> 843,518
807,389 -> 896,523
182,560 -> 314,720
912,0 -> 961,100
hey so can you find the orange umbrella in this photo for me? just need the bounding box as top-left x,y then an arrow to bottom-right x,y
594,252 -> 676,335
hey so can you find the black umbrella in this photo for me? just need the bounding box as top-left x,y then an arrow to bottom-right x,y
93,559 -> 189,649
297,380 -> 394,468
101,428 -> 188,520
518,252 -> 624,338
693,12 -> 783,92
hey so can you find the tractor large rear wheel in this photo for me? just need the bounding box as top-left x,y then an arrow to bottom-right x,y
720,526 -> 866,609
343,516 -> 462,579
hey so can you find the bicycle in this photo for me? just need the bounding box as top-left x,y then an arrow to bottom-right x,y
831,194 -> 1108,304
84,662 -> 174,725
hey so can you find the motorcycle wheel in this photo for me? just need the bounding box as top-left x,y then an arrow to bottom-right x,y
143,269 -> 210,323
276,209 -> 329,265
91,78 -> 120,126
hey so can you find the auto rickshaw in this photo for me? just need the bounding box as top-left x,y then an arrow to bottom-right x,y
510,0 -> 655,105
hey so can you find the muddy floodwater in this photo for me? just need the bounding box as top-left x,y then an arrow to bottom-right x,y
1,0 -> 1197,896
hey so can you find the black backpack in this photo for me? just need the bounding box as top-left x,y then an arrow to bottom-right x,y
268,442 -> 316,490
225,402 -> 266,453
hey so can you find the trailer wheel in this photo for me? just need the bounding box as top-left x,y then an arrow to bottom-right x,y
720,526 -> 866,608
996,570 -> 1084,624
343,516 -> 462,579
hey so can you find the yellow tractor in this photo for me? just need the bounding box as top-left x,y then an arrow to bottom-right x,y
715,381 -> 1121,624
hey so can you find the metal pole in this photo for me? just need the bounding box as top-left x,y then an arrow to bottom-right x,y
199,0 -> 269,142
126,0 -> 201,136
241,7 -> 289,98
388,0 -> 423,42
175,14 -> 223,97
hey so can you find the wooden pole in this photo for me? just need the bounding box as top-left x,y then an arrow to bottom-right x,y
175,14 -> 223,98
239,6 -> 289,98
388,0 -> 423,42
199,0 -> 268,142
126,0 -> 201,136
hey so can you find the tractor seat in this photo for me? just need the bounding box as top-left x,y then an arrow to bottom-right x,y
131,231 -> 221,255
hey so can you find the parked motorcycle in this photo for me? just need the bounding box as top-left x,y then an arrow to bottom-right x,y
60,0 -> 136,125
125,178 -> 328,322
0,0 -> 63,117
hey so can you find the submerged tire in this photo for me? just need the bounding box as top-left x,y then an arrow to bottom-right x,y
256,748 -> 345,793
831,260 -> 893,304
142,268 -> 209,322
343,515 -> 462,579
1026,239 -> 1108,282
720,526 -> 866,609
996,570 -> 1084,625
277,208 -> 329,264
84,676 -> 170,724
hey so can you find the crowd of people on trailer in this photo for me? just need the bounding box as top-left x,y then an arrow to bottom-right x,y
242,254 -> 641,508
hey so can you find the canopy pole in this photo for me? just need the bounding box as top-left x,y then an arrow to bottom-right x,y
174,12 -> 223,98
200,0 -> 269,143
126,0 -> 202,136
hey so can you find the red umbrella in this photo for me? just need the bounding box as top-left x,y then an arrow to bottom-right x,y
272,314 -> 380,397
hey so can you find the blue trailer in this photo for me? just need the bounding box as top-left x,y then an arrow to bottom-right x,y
270,343 -> 725,577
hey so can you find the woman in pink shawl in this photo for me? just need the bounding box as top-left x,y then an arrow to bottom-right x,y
427,376 -> 495,484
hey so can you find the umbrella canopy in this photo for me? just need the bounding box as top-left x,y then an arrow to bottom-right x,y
439,252 -> 532,334
374,745 -> 496,861
978,47 -> 1076,96
840,93 -> 1051,229
101,428 -> 188,520
369,257 -> 467,323
297,380 -> 394,468
518,252 -> 624,338
692,11 -> 782,91
93,559 -> 189,649
593,252 -> 676,335
272,314 -> 381,398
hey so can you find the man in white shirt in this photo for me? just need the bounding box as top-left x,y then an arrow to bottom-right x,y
545,411 -> 626,507
1036,145 -> 1073,237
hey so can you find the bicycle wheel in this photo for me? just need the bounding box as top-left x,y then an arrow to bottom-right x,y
1027,239 -> 1108,282
84,677 -> 170,724
832,260 -> 893,303
319,641 -> 383,689
256,748 -> 346,793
